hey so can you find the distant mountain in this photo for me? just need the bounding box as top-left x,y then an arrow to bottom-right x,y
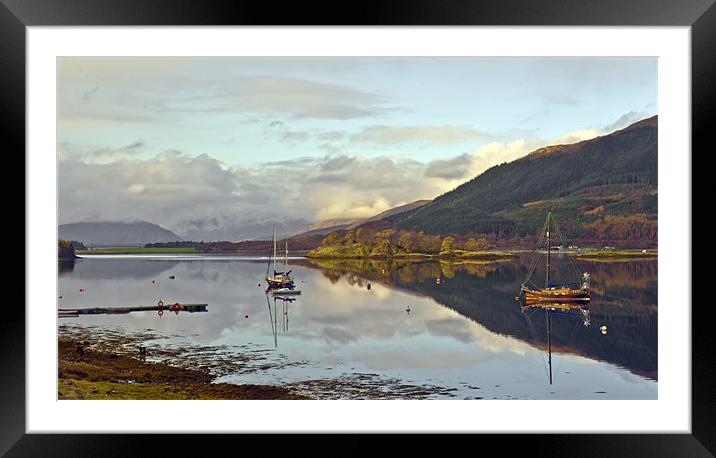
290,200 -> 431,238
349,200 -> 431,228
291,218 -> 364,238
58,221 -> 181,245
177,219 -> 310,242
389,116 -> 658,243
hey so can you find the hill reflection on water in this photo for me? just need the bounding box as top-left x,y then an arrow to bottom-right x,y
301,256 -> 658,380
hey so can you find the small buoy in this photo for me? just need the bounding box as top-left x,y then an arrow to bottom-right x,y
244,314 -> 249,319
601,325 -> 607,335
79,288 -> 85,292
152,280 -> 155,284
168,275 -> 175,280
258,283 -> 261,287
367,283 -> 371,290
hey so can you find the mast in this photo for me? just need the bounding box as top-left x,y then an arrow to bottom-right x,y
272,224 -> 277,274
284,241 -> 288,268
546,212 -> 551,288
547,311 -> 553,385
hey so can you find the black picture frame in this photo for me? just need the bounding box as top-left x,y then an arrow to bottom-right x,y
4,0 -> 710,454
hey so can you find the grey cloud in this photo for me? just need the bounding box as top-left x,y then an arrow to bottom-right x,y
124,140 -> 145,149
81,86 -> 99,103
424,153 -> 472,179
60,66 -> 399,125
60,149 -> 455,231
321,155 -> 355,172
59,140 -> 146,162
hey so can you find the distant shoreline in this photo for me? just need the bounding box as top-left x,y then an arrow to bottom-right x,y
71,248 -> 657,261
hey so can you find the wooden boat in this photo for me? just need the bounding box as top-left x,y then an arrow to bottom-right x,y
265,224 -> 296,290
519,211 -> 590,303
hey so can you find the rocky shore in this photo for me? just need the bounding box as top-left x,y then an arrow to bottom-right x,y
58,333 -> 308,400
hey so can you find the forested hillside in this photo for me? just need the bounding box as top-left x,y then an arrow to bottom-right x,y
389,116 -> 658,244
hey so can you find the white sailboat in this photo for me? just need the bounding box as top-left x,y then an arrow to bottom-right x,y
264,224 -> 298,291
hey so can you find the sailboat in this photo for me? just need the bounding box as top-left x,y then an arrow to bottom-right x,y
265,224 -> 298,291
520,211 -> 590,303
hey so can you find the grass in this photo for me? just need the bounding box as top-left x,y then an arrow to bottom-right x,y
58,336 -> 308,400
76,247 -> 199,254
575,249 -> 657,260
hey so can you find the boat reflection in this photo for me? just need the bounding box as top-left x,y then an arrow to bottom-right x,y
521,302 -> 590,385
265,293 -> 296,347
299,257 -> 657,380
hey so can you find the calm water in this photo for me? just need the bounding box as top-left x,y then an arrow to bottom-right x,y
58,254 -> 657,399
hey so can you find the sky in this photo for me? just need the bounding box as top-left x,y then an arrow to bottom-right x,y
58,57 -> 657,235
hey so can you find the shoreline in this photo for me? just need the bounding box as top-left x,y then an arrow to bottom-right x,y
58,334 -> 309,400
72,248 -> 657,261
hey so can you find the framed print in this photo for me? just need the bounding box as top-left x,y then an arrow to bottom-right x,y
5,0 -> 711,454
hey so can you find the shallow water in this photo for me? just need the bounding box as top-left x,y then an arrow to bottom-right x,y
58,254 -> 657,399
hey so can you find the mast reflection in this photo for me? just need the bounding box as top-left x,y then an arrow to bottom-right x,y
521,301 -> 591,385
265,293 -> 296,347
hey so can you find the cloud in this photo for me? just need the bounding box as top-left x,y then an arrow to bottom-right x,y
59,59 -> 398,123
603,110 -> 653,133
59,150 -> 451,232
351,125 -> 493,147
58,140 -> 146,162
424,153 -> 472,179
263,120 -> 312,143
59,111 -> 650,233
81,86 -> 99,103
59,150 -> 241,227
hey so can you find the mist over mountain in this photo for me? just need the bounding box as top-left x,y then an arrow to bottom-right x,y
58,221 -> 181,245
292,200 -> 431,238
174,218 -> 310,242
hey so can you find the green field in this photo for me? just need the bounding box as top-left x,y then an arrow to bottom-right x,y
574,249 -> 657,260
76,247 -> 199,254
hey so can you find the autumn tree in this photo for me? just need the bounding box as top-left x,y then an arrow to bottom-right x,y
440,235 -> 456,252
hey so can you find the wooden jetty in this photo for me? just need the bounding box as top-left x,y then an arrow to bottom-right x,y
58,303 -> 208,317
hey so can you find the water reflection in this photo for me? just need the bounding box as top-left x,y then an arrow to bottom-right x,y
58,255 -> 657,398
298,256 -> 657,380
521,303 -> 591,385
266,293 -> 295,346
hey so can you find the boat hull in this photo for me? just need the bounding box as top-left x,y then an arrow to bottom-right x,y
265,276 -> 294,289
521,286 -> 590,303
270,288 -> 301,295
